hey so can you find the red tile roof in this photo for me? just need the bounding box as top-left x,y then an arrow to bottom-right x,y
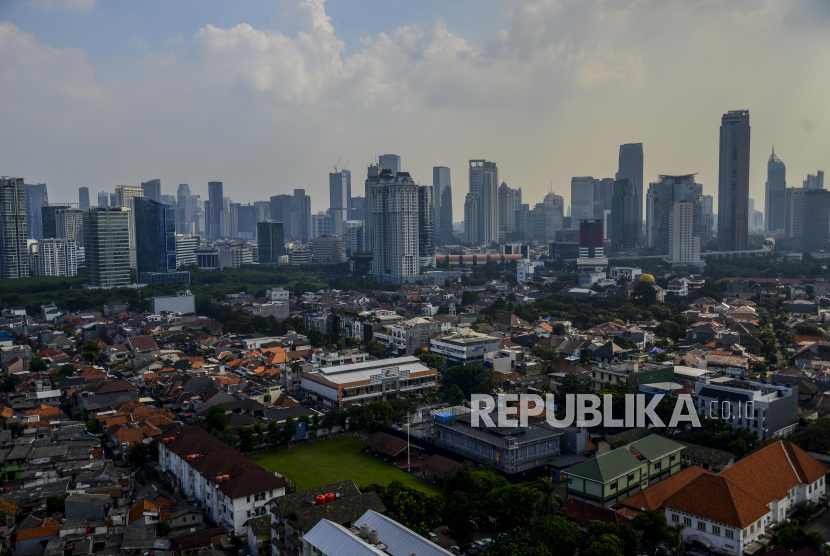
618,465 -> 712,513
564,498 -> 632,528
662,473 -> 770,529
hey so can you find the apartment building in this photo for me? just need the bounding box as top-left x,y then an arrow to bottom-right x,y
428,329 -> 500,366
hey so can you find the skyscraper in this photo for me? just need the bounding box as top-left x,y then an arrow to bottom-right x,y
97,191 -> 109,207
329,169 -> 350,236
465,160 -> 499,245
497,182 -> 522,237
784,187 -> 805,239
433,166 -> 452,242
25,183 -> 48,240
804,171 -> 825,190
668,201 -> 701,264
133,197 -> 176,276
532,193 -> 564,241
29,238 -> 77,277
717,110 -> 751,251
617,143 -> 644,239
570,176 -> 596,224
371,171 -> 420,282
593,178 -> 614,220
42,204 -> 83,244
257,221 -> 285,264
803,189 -> 830,248
0,177 -> 28,279
418,185 -> 435,269
177,184 -> 191,208
646,174 -> 703,255
109,193 -> 116,207
702,194 -> 714,243
764,147 -> 786,232
141,179 -> 162,202
292,189 -> 311,243
208,181 -> 223,238
84,207 -> 131,287
78,187 -> 90,212
115,185 -> 144,207
378,154 -> 401,175
349,196 -> 365,222
270,195 -> 293,238
579,219 -> 604,259
610,178 -> 638,249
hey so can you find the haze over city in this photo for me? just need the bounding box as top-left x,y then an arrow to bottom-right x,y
2,0 -> 829,213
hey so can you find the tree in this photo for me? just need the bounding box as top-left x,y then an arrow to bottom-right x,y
664,523 -> 685,555
206,406 -> 226,432
632,282 -> 657,305
441,365 -> 488,399
583,522 -> 640,556
461,290 -> 479,307
796,323 -> 824,337
281,415 -> 296,444
482,529 -> 552,556
442,491 -> 478,552
478,367 -> 500,395
363,482 -> 444,537
582,534 -> 624,556
772,522 -> 824,552
238,427 -> 255,452
365,339 -> 387,358
531,515 -> 580,556
486,484 -> 539,532
448,384 -> 464,406
81,340 -> 102,363
157,521 -> 173,536
534,477 -> 564,518
632,510 -> 668,552
267,419 -> 281,447
127,441 -> 156,466
29,357 -> 48,372
46,493 -> 68,516
220,427 -> 237,449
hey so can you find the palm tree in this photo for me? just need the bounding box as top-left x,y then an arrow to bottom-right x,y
664,523 -> 685,555
534,477 -> 564,518
478,367 -> 499,395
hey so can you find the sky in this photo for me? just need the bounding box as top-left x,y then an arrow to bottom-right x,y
1,0 -> 829,216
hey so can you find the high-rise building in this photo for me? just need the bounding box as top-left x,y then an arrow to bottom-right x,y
311,235 -> 345,264
418,185 -> 435,269
254,201 -> 270,222
349,196 -> 365,222
78,187 -> 90,212
617,143 -> 644,239
803,190 -> 830,248
765,147 -> 786,232
465,160 -> 499,245
233,204 -> 257,239
0,177 -> 28,279
578,219 -> 604,259
133,197 -> 177,277
219,209 -> 230,238
257,221 -> 285,264
292,189 -> 311,243
161,195 -> 176,207
109,193 -> 116,207
529,193 -> 564,242
804,171 -> 825,190
141,179 -> 162,202
433,166 -> 452,242
25,183 -> 48,240
84,207 -> 131,287
593,178 -> 614,220
717,110 -> 751,251
514,204 -> 532,241
668,201 -> 701,265
371,171 -> 420,282
610,178 -> 638,249
498,182 -> 522,237
702,194 -> 714,243
42,204 -> 83,245
329,169 -> 350,236
378,154 -> 401,175
784,187 -> 805,239
175,234 -> 200,268
344,224 -> 364,257
97,191 -> 109,207
646,174 -> 703,255
570,176 -> 596,224
177,184 -> 191,208
311,212 -> 331,239
270,194 -> 293,237
115,185 -> 144,207
28,238 -> 77,277
208,181 -> 223,238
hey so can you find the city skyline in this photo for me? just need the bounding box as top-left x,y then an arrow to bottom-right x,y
1,1 -> 828,215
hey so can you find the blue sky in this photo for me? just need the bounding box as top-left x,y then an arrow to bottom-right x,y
1,0 -> 828,214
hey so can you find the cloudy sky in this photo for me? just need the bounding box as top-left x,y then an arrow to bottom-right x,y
1,0 -> 828,215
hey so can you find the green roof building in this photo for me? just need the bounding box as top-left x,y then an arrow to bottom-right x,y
563,434 -> 684,506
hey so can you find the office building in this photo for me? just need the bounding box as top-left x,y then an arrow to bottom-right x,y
0,177 -> 29,279
803,189 -> 830,248
175,234 -> 200,268
219,208 -> 230,238
617,143 -> 644,239
42,204 -> 83,244
464,160 -> 499,245
593,178 -> 614,220
173,205 -> 187,234
433,166 -> 452,242
207,180 -> 223,238
329,169 -> 350,236
133,197 -> 177,277
25,183 -> 48,240
84,207 -> 130,287
610,178 -> 638,249
161,194 -> 176,207
344,223 -> 364,257
804,171 -> 825,190
257,221 -> 285,264
270,194 -> 292,236
349,195 -> 365,222
514,203 -> 532,242
78,187 -> 90,212
231,203 -> 257,240
288,247 -> 311,265
115,185 -> 143,207
371,171 -> 420,281
218,245 -> 254,269
311,211 -> 331,239
531,193 -> 564,242
784,187 -> 805,239
646,174 -> 702,255
28,238 -> 77,277
109,192 -> 116,206
195,248 -> 219,270
765,147 -> 786,232
702,194 -> 714,243
717,110 -> 751,251
253,200 -> 270,222
140,179 -> 161,202
498,182 -> 522,236
418,185 -> 435,269
579,219 -> 604,259
570,176 -> 596,223
97,191 -> 109,207
177,184 -> 190,208
292,189 -> 311,243
378,154 -> 401,175
668,201 -> 701,265
311,234 -> 345,264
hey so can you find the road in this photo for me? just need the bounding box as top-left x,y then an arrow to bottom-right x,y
804,508 -> 830,541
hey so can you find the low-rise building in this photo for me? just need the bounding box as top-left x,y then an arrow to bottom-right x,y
428,329 -> 500,366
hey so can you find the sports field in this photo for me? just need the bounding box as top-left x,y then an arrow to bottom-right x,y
249,435 -> 442,496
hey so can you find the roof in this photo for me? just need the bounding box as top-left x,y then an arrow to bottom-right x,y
93,380 -> 138,394
16,518 -> 60,540
618,465 -> 712,513
564,445 -> 644,483
563,498 -> 632,528
628,435 -> 684,461
419,454 -> 462,478
128,335 -> 158,352
272,480 -> 362,518
363,431 -> 408,458
295,491 -> 387,532
171,527 -> 222,549
678,442 -> 735,467
662,473 -> 770,529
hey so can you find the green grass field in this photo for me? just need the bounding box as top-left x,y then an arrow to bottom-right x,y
249,436 -> 442,496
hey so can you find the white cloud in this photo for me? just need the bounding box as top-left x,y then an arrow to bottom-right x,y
28,0 -> 95,11
164,35 -> 183,45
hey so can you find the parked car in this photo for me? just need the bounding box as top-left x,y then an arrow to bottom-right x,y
428,532 -> 438,543
450,547 -> 462,556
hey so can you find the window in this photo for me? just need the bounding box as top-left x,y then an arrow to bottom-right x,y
192,516 -> 196,522
683,517 -> 692,526
247,496 -> 251,502
609,482 -> 617,491
697,521 -> 706,532
712,525 -> 721,536
247,511 -> 251,518
725,530 -> 734,539
654,462 -> 661,471
629,474 -> 636,482
671,514 -> 679,523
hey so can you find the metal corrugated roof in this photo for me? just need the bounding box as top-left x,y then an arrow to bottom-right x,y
302,520 -> 386,556
352,510 -> 454,556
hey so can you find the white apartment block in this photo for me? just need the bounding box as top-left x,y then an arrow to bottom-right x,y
157,426 -> 288,535
429,329 -> 501,366
29,238 -> 78,277
370,178 -> 420,281
176,234 -> 200,267
668,201 -> 701,264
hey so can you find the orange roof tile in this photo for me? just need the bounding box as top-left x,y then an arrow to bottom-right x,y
662,474 -> 770,529
16,519 -> 60,540
619,466 -> 712,512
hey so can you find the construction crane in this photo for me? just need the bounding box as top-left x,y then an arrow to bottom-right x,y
334,156 -> 341,173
